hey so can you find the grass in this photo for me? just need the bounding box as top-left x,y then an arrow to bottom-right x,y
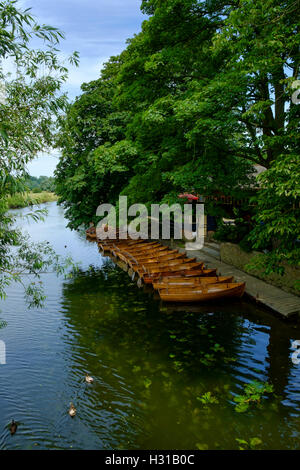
6,192 -> 58,209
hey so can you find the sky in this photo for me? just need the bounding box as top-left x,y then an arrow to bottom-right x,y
24,0 -> 145,177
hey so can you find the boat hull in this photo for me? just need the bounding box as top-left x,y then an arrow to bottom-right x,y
159,283 -> 246,302
153,276 -> 234,289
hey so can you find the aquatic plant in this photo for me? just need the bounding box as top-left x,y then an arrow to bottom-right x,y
236,437 -> 262,450
234,381 -> 274,413
197,392 -> 219,405
199,353 -> 217,367
211,343 -> 225,353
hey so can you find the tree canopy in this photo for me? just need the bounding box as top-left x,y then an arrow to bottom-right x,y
0,0 -> 79,305
55,0 -> 299,276
26,176 -> 55,193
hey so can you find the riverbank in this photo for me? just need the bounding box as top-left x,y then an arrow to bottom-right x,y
6,192 -> 58,209
162,240 -> 300,319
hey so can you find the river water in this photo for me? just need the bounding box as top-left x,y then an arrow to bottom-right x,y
0,202 -> 300,450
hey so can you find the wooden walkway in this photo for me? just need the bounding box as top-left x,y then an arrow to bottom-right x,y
163,242 -> 300,318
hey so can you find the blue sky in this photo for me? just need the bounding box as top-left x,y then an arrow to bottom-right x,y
25,0 -> 145,177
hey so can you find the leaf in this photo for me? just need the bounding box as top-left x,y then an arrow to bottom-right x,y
144,378 -> 152,389
250,437 -> 262,448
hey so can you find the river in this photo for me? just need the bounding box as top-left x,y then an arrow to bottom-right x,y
0,202 -> 300,450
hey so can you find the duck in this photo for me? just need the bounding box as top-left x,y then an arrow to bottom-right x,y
10,420 -> 17,435
69,403 -> 77,418
85,373 -> 94,384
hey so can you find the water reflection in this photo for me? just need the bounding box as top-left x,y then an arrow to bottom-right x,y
60,260 -> 300,449
0,203 -> 299,450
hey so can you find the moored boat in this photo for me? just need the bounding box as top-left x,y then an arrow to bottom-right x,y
158,282 -> 246,302
152,276 -> 234,289
141,261 -> 203,275
102,240 -> 156,250
97,237 -> 246,303
142,268 -> 217,284
131,257 -> 197,271
127,249 -> 180,261
113,245 -> 169,258
86,226 -> 97,240
130,259 -> 192,273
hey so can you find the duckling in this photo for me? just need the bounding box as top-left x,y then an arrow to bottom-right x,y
85,373 -> 94,384
10,420 -> 17,435
69,403 -> 77,418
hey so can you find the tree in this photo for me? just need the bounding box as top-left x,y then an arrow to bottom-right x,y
0,0 -> 79,305
211,0 -> 300,272
248,154 -> 300,275
25,176 -> 55,192
57,0 -> 253,215
55,0 -> 299,276
55,57 -> 134,229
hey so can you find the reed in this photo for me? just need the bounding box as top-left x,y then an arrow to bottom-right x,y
6,192 -> 58,209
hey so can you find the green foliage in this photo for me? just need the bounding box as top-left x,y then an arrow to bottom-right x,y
0,212 -> 78,307
196,392 -> 219,405
236,437 -> 262,450
247,154 -> 300,276
25,176 -> 56,193
0,1 -> 79,305
5,191 -> 57,209
214,220 -> 254,252
55,0 -> 299,274
55,60 -> 131,229
234,381 -> 274,413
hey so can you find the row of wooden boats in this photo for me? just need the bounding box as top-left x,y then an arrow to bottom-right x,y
86,227 -> 245,303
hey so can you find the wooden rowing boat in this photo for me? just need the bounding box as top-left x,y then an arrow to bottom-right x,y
111,241 -> 162,250
112,247 -> 167,260
127,249 -> 180,261
126,251 -> 183,265
117,253 -> 131,265
99,241 -> 153,253
98,237 -> 239,302
139,257 -> 196,268
99,238 -> 150,246
86,227 -> 96,238
102,240 -> 157,250
122,243 -> 165,252
158,282 -> 246,302
101,238 -> 146,245
163,268 -> 217,278
87,231 -> 97,240
137,263 -> 205,282
98,243 -> 115,252
112,250 -> 181,267
152,276 -> 234,289
113,246 -> 169,258
131,253 -> 185,265
130,257 -> 197,273
142,268 -> 217,284
141,261 -> 203,274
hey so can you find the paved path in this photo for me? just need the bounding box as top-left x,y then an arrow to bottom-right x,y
163,241 -> 300,318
